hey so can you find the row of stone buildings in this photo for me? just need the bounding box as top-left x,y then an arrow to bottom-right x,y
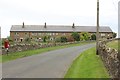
10,23 -> 114,42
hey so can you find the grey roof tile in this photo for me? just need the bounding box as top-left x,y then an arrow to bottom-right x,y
10,25 -> 113,33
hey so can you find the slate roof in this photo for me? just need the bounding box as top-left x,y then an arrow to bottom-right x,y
10,25 -> 113,33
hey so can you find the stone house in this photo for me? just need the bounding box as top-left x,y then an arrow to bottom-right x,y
10,22 -> 113,42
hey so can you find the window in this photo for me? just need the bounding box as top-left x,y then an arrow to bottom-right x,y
45,33 -> 48,35
15,32 -> 18,35
20,38 -> 23,42
50,37 -> 54,40
38,33 -> 41,35
52,33 -> 55,35
56,33 -> 58,35
32,32 -> 37,36
15,38 -> 19,41
15,32 -> 19,36
101,33 -> 105,36
50,33 -> 52,36
32,32 -> 34,36
108,33 -> 110,36
15,39 -> 17,41
25,33 -> 29,37
46,33 -> 49,35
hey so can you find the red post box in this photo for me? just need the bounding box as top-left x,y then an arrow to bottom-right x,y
4,41 -> 9,48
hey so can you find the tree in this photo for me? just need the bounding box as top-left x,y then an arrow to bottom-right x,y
113,32 -> 117,38
91,34 -> 96,40
71,32 -> 80,41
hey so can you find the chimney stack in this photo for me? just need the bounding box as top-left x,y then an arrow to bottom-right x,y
72,23 -> 75,28
22,22 -> 24,28
44,22 -> 46,28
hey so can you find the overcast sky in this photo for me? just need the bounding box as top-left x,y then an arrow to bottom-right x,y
0,0 -> 119,38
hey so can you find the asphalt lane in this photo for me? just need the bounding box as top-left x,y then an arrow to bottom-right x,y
2,43 -> 95,78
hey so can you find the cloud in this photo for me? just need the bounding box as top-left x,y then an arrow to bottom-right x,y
0,0 -> 119,38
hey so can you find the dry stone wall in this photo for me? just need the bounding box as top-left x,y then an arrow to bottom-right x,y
2,42 -> 81,55
98,39 -> 120,79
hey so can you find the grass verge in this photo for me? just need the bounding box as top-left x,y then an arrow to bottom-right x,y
107,40 -> 119,50
0,56 -> 1,63
1,41 -> 94,63
64,47 -> 110,78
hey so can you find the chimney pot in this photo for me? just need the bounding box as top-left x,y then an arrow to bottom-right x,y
72,23 -> 75,28
22,22 -> 24,28
44,22 -> 46,28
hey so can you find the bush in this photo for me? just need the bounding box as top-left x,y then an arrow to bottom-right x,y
113,32 -> 117,38
80,35 -> 85,41
82,32 -> 89,40
67,36 -> 74,42
91,34 -> 96,40
61,36 -> 67,43
7,36 -> 13,42
25,37 -> 31,42
43,36 -> 47,42
71,32 -> 80,41
55,37 -> 61,42
2,39 -> 5,45
81,32 -> 90,41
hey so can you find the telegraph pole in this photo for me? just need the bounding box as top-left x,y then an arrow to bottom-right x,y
96,0 -> 99,55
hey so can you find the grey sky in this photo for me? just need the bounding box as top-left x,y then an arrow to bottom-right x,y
0,0 -> 119,38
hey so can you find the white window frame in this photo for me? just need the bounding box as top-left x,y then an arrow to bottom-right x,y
101,33 -> 105,36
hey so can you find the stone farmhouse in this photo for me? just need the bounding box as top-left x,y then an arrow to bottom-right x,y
10,22 -> 113,42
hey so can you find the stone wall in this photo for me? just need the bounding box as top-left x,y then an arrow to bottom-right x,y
2,41 -> 81,55
98,39 -> 120,79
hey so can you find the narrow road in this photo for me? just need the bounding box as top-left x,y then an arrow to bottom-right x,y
2,44 -> 95,78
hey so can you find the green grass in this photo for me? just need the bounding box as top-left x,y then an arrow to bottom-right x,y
64,47 -> 110,78
0,56 -> 1,63
107,40 -> 119,50
1,41 -> 94,63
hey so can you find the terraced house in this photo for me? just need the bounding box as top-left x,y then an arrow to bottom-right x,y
10,22 -> 113,42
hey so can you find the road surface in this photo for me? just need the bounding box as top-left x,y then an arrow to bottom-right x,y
2,43 -> 95,78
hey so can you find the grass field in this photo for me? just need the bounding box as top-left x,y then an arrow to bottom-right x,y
1,41 -> 94,63
64,47 -> 110,78
107,40 -> 119,51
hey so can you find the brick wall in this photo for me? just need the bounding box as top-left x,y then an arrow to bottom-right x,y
10,31 -> 113,42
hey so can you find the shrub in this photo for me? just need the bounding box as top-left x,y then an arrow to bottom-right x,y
61,36 -> 67,43
67,36 -> 74,42
43,36 -> 47,42
91,34 -> 96,40
80,35 -> 85,41
55,37 -> 61,42
25,37 -> 31,42
81,32 -> 90,41
71,32 -> 80,41
113,32 -> 117,38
